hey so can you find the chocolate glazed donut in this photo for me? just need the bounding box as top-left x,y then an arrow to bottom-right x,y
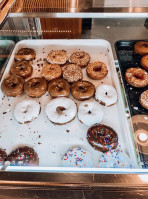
87,124 -> 118,152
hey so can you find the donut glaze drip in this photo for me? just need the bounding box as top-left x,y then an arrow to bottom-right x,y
87,124 -> 118,152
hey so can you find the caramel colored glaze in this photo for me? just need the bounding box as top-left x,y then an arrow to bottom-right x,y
48,78 -> 70,98
139,90 -> 148,110
87,124 -> 118,152
15,48 -> 36,61
141,55 -> 148,70
69,51 -> 90,68
6,146 -> 39,166
1,75 -> 24,97
10,61 -> 33,79
71,80 -> 95,101
24,77 -> 47,98
125,68 -> 148,88
134,41 -> 148,56
0,149 -> 7,165
86,61 -> 108,80
41,64 -> 62,81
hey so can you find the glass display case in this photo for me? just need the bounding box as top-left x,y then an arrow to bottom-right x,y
0,0 -> 148,198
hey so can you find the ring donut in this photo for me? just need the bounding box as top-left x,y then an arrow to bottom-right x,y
15,48 -> 36,61
69,51 -> 90,68
134,41 -> 148,56
141,55 -> 148,70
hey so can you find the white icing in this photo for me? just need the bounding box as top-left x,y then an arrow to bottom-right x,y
95,84 -> 117,107
45,97 -> 77,124
139,133 -> 148,142
78,100 -> 104,126
14,100 -> 40,124
98,149 -> 132,168
61,147 -> 93,168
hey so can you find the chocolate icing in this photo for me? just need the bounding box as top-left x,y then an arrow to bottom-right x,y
87,124 -> 118,152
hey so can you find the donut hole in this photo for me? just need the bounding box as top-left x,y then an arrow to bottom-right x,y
142,44 -> 148,48
93,66 -> 102,72
134,73 -> 144,80
105,92 -> 108,96
31,81 -> 40,88
79,86 -> 87,92
56,106 -> 66,115
57,83 -> 64,91
88,110 -> 91,114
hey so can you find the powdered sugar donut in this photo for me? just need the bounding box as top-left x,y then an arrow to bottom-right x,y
95,84 -> 117,107
98,149 -> 132,168
45,97 -> 77,125
78,100 -> 104,126
14,99 -> 41,124
61,147 -> 93,168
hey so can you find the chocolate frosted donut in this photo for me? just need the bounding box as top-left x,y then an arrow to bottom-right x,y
125,68 -> 148,88
0,149 -> 7,166
69,51 -> 90,68
87,124 -> 118,152
48,78 -> 70,98
134,41 -> 148,56
41,64 -> 62,81
86,61 -> 108,80
6,146 -> 39,166
24,77 -> 47,98
10,61 -> 33,79
139,90 -> 148,110
15,48 -> 36,61
47,50 -> 68,65
1,75 -> 24,97
71,80 -> 95,101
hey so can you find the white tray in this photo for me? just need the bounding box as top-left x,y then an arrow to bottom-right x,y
0,39 -> 139,172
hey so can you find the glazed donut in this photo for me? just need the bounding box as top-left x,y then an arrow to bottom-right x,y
98,149 -> 132,168
45,97 -> 77,125
86,61 -> 108,80
6,146 -> 39,166
24,77 -> 47,98
78,100 -> 104,126
10,61 -> 33,79
41,64 -> 62,81
134,41 -> 148,56
71,80 -> 95,101
48,78 -> 70,98
47,50 -> 68,65
141,55 -> 148,70
1,75 -> 24,97
69,51 -> 90,68
95,84 -> 118,107
87,124 -> 118,152
63,64 -> 83,83
0,149 -> 7,166
14,48 -> 36,61
139,90 -> 148,110
61,147 -> 93,168
14,99 -> 41,124
125,68 -> 148,88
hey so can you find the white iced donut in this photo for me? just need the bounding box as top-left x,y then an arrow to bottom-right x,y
14,99 -> 41,124
98,149 -> 132,168
95,84 -> 117,107
78,100 -> 104,126
61,147 -> 93,168
45,97 -> 77,125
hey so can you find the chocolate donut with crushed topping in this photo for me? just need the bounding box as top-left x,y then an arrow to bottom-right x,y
15,48 -> 36,61
0,149 -> 7,166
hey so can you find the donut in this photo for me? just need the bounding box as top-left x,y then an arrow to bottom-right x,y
0,149 -> 7,166
24,77 -> 47,98
86,61 -> 108,80
141,55 -> 148,70
134,41 -> 148,56
78,100 -> 104,126
14,48 -> 36,61
47,50 -> 68,65
61,147 -> 93,168
98,150 -> 132,168
48,78 -> 70,98
41,64 -> 62,81
45,97 -> 77,125
14,99 -> 41,124
125,68 -> 148,88
95,84 -> 118,107
63,64 -> 83,83
1,75 -> 24,97
139,90 -> 148,110
71,80 -> 95,101
87,124 -> 118,152
6,146 -> 39,166
69,51 -> 90,68
10,61 -> 33,79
